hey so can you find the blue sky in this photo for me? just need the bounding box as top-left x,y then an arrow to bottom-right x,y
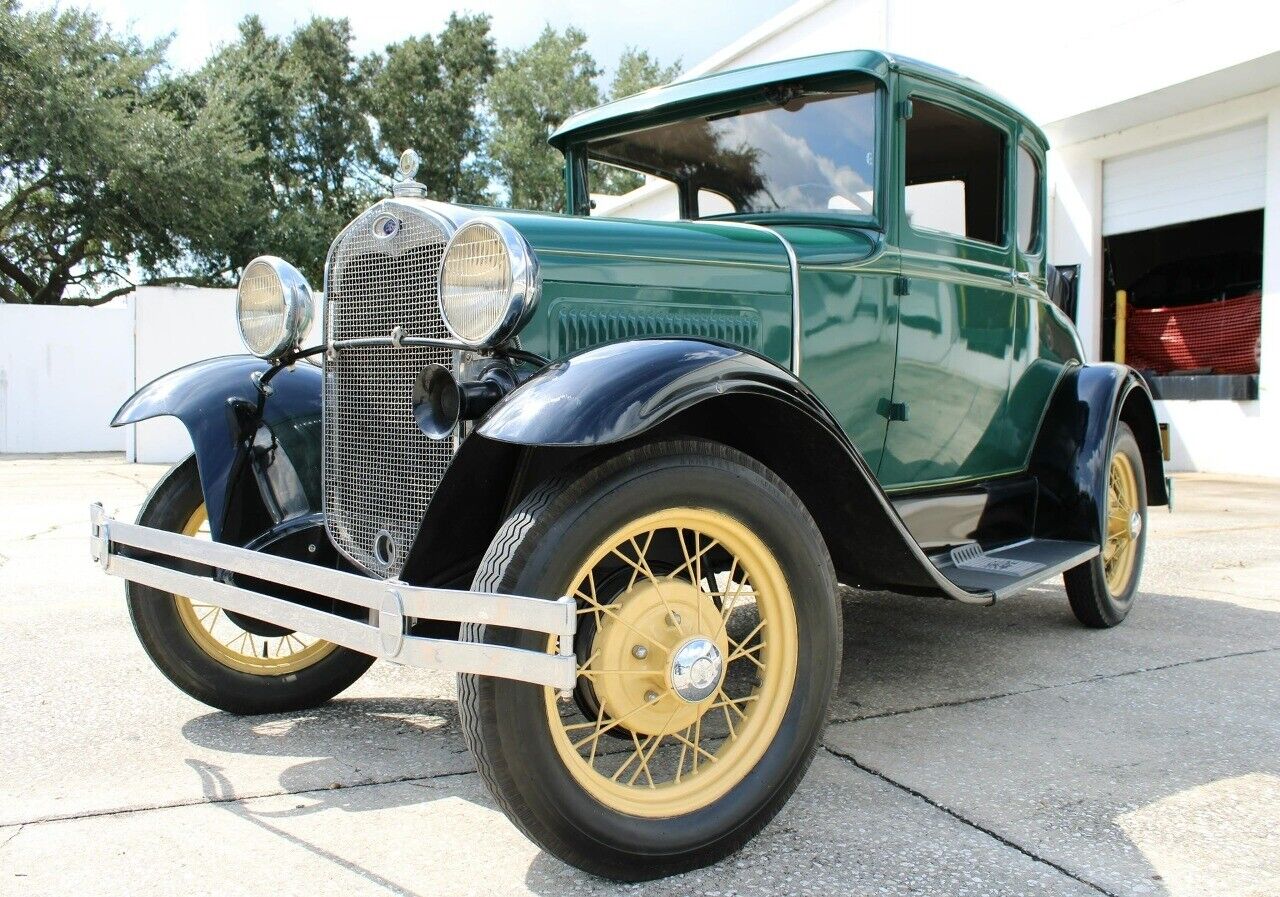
69,0 -> 796,78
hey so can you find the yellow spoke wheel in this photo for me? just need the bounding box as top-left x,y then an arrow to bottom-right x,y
172,504 -> 337,675
544,508 -> 798,818
1103,452 -> 1141,595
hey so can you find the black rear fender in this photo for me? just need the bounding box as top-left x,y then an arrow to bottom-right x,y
1030,363 -> 1168,547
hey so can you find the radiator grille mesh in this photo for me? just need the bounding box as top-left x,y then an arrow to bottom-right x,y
322,202 -> 454,578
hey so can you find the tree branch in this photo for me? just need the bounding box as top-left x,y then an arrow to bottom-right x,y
0,251 -> 42,299
93,274 -> 226,305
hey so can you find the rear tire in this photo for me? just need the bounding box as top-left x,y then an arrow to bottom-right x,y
1064,423 -> 1148,628
127,456 -> 373,714
458,440 -> 841,881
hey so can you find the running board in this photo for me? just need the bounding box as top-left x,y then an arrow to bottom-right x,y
931,538 -> 1099,602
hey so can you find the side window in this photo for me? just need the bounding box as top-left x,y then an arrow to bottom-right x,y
696,188 -> 735,217
904,98 -> 1006,245
1016,143 -> 1041,253
587,160 -> 679,220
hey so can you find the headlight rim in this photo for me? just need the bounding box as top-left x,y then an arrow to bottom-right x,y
236,255 -> 315,360
437,217 -> 540,349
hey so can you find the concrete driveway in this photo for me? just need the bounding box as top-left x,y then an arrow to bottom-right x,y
1,454 -> 1276,896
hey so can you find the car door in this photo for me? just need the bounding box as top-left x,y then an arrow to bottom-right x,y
878,82 -> 1019,489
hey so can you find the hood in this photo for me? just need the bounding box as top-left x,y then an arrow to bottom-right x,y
474,207 -> 794,296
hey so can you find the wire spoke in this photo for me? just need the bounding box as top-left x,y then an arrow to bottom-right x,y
571,694 -> 670,751
669,728 -> 718,764
712,690 -> 757,720
574,588 -> 671,654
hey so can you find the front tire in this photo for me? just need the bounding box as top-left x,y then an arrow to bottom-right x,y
127,455 -> 373,714
1064,422 -> 1148,627
458,440 -> 841,880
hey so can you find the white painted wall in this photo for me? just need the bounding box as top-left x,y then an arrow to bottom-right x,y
685,0 -> 1279,127
1157,400 -> 1280,477
0,286 -> 321,463
0,301 -> 134,453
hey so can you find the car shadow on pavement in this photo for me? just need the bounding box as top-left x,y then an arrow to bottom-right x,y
180,696 -> 471,816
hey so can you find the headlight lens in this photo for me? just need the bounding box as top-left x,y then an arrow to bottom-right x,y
438,218 -> 539,347
236,256 -> 315,359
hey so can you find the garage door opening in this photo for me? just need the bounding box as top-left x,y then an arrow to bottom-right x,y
1102,209 -> 1263,400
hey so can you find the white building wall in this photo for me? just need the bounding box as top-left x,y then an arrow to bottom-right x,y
0,287 -> 321,463
1043,88 -> 1279,473
0,301 -> 133,454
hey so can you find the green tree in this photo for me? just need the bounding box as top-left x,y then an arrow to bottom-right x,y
366,14 -> 497,203
193,16 -> 378,285
609,47 -> 682,101
487,27 -> 601,212
0,2 -> 252,304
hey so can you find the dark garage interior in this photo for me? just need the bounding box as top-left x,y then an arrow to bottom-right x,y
1102,209 -> 1264,400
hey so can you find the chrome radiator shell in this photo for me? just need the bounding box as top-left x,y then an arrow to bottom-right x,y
322,201 -> 457,578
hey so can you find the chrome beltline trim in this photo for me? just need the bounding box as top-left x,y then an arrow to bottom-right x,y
707,220 -> 802,375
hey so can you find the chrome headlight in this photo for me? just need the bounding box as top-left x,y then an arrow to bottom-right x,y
236,256 -> 315,359
438,218 -> 539,347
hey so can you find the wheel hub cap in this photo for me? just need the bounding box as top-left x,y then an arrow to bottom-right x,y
587,576 -> 729,736
670,637 -> 724,703
1129,510 -> 1143,539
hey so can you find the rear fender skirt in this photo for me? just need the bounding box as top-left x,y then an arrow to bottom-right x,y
426,338 -> 992,599
111,356 -> 323,543
1030,362 -> 1168,546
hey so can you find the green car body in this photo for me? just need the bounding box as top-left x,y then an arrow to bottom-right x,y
472,49 -> 1084,493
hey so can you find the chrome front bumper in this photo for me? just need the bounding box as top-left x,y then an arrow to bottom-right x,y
89,504 -> 576,690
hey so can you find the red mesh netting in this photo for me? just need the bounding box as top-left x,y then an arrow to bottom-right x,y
1125,292 -> 1261,375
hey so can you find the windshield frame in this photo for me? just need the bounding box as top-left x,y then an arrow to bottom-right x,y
564,74 -> 888,230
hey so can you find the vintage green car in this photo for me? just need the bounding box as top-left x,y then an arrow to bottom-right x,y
91,49 -> 1167,879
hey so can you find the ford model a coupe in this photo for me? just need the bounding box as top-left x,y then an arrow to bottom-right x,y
91,51 -> 1166,879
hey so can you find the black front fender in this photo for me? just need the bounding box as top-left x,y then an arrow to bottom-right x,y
476,339 -> 822,447
112,355 -> 323,542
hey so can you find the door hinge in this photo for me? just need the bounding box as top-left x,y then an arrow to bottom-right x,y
899,98 -> 914,120
893,275 -> 910,295
877,398 -> 910,422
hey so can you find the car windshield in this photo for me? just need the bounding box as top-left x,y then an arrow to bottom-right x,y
585,82 -> 878,219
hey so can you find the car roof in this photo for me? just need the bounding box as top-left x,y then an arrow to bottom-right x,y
550,49 -> 1047,149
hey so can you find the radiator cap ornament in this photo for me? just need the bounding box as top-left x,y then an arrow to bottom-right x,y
397,148 -> 420,180
392,148 -> 427,198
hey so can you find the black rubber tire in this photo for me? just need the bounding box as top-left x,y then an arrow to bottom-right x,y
1064,423 -> 1148,628
126,455 -> 373,715
457,439 -> 841,881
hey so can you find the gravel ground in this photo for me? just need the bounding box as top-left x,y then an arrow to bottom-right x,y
0,454 -> 1276,897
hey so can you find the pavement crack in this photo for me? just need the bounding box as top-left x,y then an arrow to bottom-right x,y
821,744 -> 1123,897
8,767 -> 478,828
829,644 -> 1280,726
0,824 -> 23,851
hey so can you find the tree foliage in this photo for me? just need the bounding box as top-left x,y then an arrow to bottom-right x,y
0,2 -> 250,304
191,15 -> 380,285
365,14 -> 497,204
487,27 -> 602,213
0,4 -> 681,303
